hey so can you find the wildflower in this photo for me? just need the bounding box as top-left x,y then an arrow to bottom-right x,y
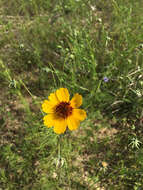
42,88 -> 87,134
103,76 -> 109,82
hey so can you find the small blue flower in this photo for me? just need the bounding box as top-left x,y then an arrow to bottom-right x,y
103,77 -> 109,82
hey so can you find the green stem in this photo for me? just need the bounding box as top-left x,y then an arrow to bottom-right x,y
57,135 -> 62,183
58,135 -> 61,160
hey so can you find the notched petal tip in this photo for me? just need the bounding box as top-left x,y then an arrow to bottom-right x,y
53,128 -> 65,134
67,116 -> 80,131
56,88 -> 70,102
70,93 -> 82,108
74,109 -> 87,121
53,119 -> 67,134
48,92 -> 59,104
43,114 -> 54,128
42,100 -> 54,113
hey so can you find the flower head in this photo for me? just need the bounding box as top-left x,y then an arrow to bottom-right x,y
42,88 -> 87,134
103,76 -> 109,82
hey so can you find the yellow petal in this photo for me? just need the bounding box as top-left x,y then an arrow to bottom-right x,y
73,109 -> 87,121
43,114 -> 54,128
48,92 -> 59,105
67,115 -> 80,131
53,119 -> 67,134
42,100 -> 55,113
56,88 -> 70,102
70,93 -> 82,108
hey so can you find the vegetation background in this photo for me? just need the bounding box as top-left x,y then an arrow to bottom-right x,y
0,0 -> 143,189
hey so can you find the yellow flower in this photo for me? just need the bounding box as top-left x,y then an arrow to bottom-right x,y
42,88 -> 87,134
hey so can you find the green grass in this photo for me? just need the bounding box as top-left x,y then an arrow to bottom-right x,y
0,0 -> 143,189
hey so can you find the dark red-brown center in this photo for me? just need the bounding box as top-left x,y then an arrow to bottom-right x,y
55,102 -> 73,119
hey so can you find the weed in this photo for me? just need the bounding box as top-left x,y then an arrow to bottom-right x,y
0,0 -> 143,189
